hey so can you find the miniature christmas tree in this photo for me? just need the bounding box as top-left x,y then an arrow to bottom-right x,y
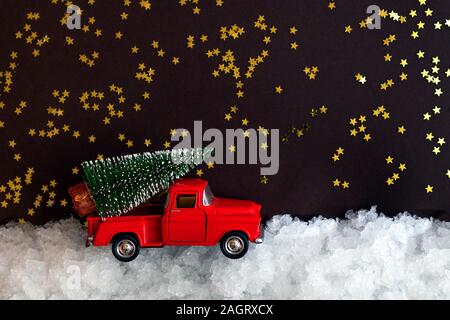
81,148 -> 206,218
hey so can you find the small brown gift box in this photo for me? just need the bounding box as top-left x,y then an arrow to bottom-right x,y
68,182 -> 97,217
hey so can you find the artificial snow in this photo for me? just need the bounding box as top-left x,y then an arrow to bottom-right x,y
2,206 -> 450,299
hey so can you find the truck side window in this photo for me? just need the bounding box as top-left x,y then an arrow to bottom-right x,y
176,194 -> 196,208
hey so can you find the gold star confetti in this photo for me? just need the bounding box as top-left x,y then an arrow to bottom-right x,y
397,126 -> 406,135
303,66 -> 319,80
355,73 -> 367,84
260,176 -> 269,185
0,1 -> 448,224
274,85 -> 283,94
385,156 -> 394,164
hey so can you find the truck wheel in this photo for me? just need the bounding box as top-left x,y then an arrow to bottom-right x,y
220,232 -> 249,259
112,234 -> 140,262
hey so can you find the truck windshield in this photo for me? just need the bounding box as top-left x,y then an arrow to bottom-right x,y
203,185 -> 214,206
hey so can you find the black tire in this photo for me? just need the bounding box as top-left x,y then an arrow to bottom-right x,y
220,232 -> 249,259
112,234 -> 140,262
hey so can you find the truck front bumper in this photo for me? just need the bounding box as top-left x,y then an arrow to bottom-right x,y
254,224 -> 264,244
86,235 -> 94,247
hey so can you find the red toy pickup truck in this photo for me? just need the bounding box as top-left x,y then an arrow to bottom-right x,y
84,179 -> 264,262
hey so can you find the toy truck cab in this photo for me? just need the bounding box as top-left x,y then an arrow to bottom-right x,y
85,179 -> 263,262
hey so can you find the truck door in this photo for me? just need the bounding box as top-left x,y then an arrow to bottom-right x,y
168,193 -> 206,242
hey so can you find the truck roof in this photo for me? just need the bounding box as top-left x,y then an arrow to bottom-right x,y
170,178 -> 208,191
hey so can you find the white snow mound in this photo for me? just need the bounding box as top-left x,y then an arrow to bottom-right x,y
2,206 -> 450,300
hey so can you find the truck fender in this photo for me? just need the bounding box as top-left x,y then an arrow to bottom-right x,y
216,230 -> 250,244
109,232 -> 142,246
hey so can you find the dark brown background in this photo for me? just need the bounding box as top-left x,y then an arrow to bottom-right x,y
0,0 -> 449,224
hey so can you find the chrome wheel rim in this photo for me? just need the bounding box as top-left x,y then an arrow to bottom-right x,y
117,239 -> 136,258
225,236 -> 244,255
